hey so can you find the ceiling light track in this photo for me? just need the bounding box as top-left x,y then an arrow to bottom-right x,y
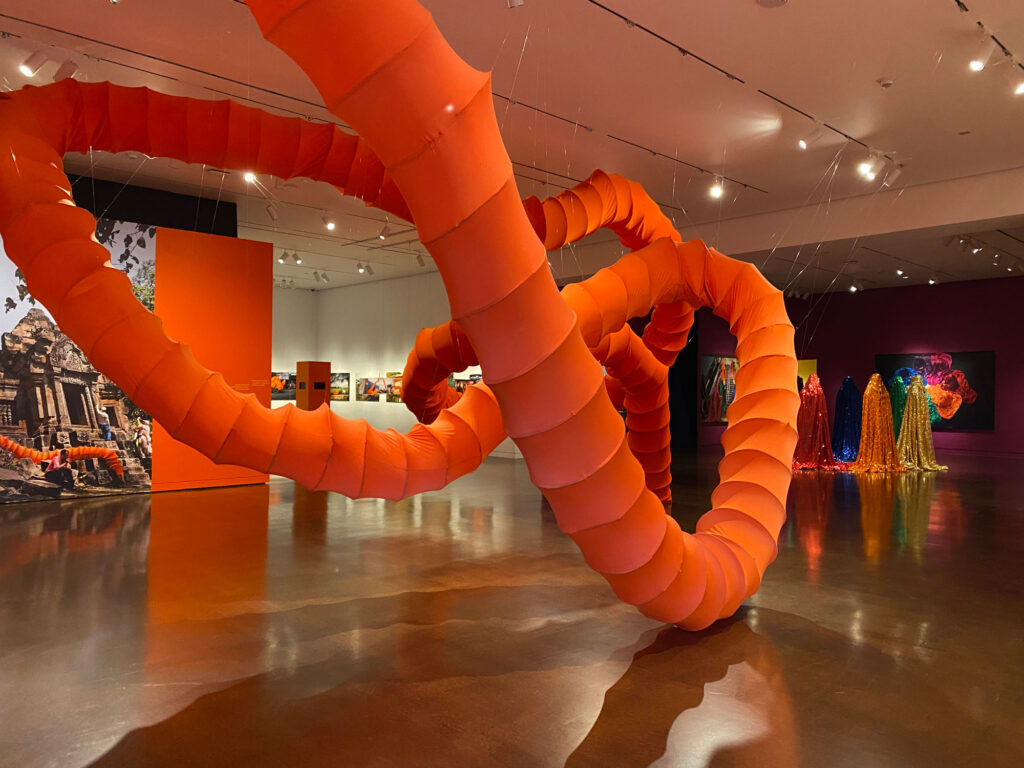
493,93 -> 594,132
584,0 -> 744,83
577,4 -> 900,165
606,134 -> 768,194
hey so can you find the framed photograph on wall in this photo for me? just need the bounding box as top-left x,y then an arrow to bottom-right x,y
875,351 -> 994,431
271,372 -> 297,400
356,377 -> 384,402
385,371 -> 403,403
330,372 -> 350,401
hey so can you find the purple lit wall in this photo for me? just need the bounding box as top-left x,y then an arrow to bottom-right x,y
698,276 -> 1024,456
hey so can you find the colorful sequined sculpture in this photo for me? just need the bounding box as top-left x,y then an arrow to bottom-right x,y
896,375 -> 947,471
831,376 -> 862,463
793,375 -> 843,471
851,374 -> 903,473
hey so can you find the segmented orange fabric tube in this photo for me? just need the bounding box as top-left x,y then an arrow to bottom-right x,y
0,434 -> 124,477
0,0 -> 799,628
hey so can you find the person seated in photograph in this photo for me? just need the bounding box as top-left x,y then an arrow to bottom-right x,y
95,407 -> 112,441
43,449 -> 75,490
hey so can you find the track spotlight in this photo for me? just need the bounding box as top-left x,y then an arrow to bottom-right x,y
53,60 -> 78,82
969,31 -> 996,72
416,253 -> 426,267
881,162 -> 903,188
928,275 -> 937,285
972,245 -> 982,254
313,271 -> 323,284
378,219 -> 390,240
857,153 -> 884,181
322,213 -> 335,231
993,253 -> 1001,265
293,252 -> 302,265
18,51 -> 48,78
848,284 -> 858,293
243,171 -> 256,183
357,262 -> 365,274
798,125 -> 822,150
896,269 -> 904,276
366,264 -> 375,275
709,176 -> 724,199
321,271 -> 330,283
266,203 -> 279,222
277,252 -> 286,264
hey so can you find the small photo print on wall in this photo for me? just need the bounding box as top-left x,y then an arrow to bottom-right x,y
356,377 -> 384,402
452,373 -> 482,394
0,218 -> 155,503
385,372 -> 403,403
875,351 -> 994,431
330,372 -> 350,401
700,355 -> 737,424
271,372 -> 297,400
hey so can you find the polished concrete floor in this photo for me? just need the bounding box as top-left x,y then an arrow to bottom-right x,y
0,451 -> 1022,767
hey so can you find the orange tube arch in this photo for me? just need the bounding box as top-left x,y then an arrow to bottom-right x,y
0,0 -> 799,629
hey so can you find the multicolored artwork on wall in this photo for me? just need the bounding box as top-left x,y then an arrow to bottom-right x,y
700,355 -> 738,424
875,351 -> 994,431
330,372 -> 350,401
271,372 -> 297,401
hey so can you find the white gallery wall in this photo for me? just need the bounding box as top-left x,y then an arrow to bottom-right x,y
273,272 -> 520,458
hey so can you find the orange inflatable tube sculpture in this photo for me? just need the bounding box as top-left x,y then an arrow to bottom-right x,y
0,434 -> 125,478
0,0 -> 798,629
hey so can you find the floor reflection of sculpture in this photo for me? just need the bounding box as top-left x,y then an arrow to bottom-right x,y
854,474 -> 898,564
895,472 -> 936,563
565,617 -> 795,768
789,471 -> 834,579
292,484 -> 329,551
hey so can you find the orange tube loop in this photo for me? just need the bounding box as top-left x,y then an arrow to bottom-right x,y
0,0 -> 800,628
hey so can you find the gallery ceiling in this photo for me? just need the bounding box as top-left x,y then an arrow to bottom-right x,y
1,0 -> 1022,292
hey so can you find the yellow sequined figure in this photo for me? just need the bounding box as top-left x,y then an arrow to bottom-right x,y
897,375 -> 948,471
852,373 -> 903,473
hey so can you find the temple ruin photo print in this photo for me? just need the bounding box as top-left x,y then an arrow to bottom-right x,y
0,218 -> 154,504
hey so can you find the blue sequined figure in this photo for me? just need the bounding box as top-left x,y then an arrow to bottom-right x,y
831,376 -> 862,462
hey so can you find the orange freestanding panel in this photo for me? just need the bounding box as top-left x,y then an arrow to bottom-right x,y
296,361 -> 331,411
0,0 -> 800,630
151,228 -> 272,491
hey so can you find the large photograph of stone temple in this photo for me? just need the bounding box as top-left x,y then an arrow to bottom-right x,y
0,309 -> 151,503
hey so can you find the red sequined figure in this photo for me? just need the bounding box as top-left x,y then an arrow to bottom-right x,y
793,374 -> 844,471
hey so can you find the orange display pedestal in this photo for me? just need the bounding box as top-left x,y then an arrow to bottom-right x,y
296,361 -> 331,411
151,228 -> 272,491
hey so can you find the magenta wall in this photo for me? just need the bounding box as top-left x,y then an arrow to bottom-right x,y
698,276 -> 1024,456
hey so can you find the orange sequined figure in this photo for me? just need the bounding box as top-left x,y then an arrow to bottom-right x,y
792,374 -> 844,471
851,374 -> 903,473
897,376 -> 947,471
